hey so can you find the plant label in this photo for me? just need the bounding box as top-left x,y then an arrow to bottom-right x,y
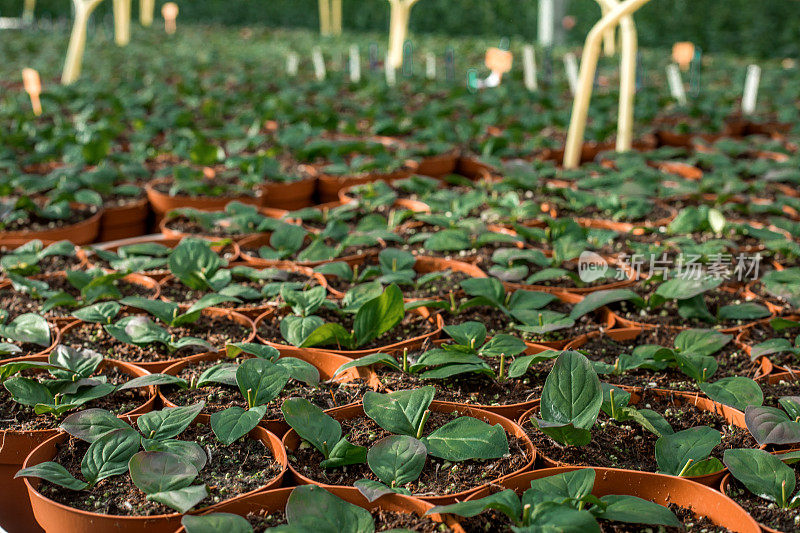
666,64 -> 687,105
312,47 -> 326,81
538,0 -> 554,47
385,55 -> 397,86
286,52 -> 299,77
522,45 -> 537,91
563,52 -> 579,95
161,2 -> 178,34
349,45 -> 361,83
22,67 -> 42,116
742,64 -> 761,115
485,47 -> 513,76
672,42 -> 694,71
425,52 -> 436,80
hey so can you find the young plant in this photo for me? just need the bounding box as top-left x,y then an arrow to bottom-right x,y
745,397 -> 800,446
724,448 -> 800,509
0,240 -> 77,276
90,242 -> 174,274
16,403 -> 209,513
3,345 -> 117,416
122,344 -> 319,445
8,268 -> 129,313
428,468 -> 680,530
0,312 -> 51,352
354,386 -> 509,501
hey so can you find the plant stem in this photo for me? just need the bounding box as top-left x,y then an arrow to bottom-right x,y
521,504 -> 531,526
246,388 -> 254,408
402,348 -> 408,373
609,388 -> 617,419
498,353 -> 506,382
782,479 -> 788,507
416,410 -> 430,439
449,291 -> 456,312
677,459 -> 694,477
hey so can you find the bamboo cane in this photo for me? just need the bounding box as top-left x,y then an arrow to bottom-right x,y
61,0 -> 104,84
113,0 -> 131,46
140,0 -> 154,26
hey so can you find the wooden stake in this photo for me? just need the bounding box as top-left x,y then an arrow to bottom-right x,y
312,47 -> 327,80
563,52 -> 579,95
162,2 -> 178,35
523,45 -> 537,91
22,0 -> 35,23
140,0 -> 154,26
425,52 -> 436,80
286,52 -> 299,77
331,0 -> 342,36
387,0 -> 420,70
61,0 -> 104,84
666,63 -> 687,105
350,45 -> 361,82
22,68 -> 42,116
742,64 -> 761,115
386,55 -> 396,86
113,0 -> 131,46
538,0 -> 554,47
319,0 -> 331,36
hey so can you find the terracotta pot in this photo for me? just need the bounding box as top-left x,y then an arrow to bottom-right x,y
337,187 -> 431,214
316,161 -> 419,204
745,121 -> 792,137
157,263 -> 328,319
260,171 -> 318,211
720,474 -> 784,533
0,358 -> 155,533
235,232 -> 376,269
575,201 -> 677,234
0,239 -> 89,283
282,401 -> 535,505
417,150 -> 459,178
655,130 -> 695,148
455,155 -> 493,180
98,197 -> 150,242
158,348 -> 382,437
467,467 -> 759,533
0,206 -> 104,245
254,306 -> 443,359
21,415 -> 286,533
518,388 -> 746,487
146,177 -> 262,218
88,234 -> 240,281
656,161 -> 704,181
324,255 -> 487,300
61,307 -> 255,373
172,486 -> 464,533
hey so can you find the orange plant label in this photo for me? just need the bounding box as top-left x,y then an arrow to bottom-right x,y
672,42 -> 695,71
485,48 -> 513,74
22,68 -> 42,116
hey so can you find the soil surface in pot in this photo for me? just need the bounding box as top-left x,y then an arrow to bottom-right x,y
576,329 -> 756,390
291,411 -> 528,496
608,284 -> 765,330
0,249 -> 83,276
442,303 -> 602,345
375,342 -> 547,407
523,390 -> 757,472
62,314 -> 250,362
0,278 -> 157,320
258,308 -> 436,351
159,271 -> 319,309
741,323 -> 799,369
37,423 -> 282,516
164,217 -> 249,239
162,356 -> 371,418
458,504 -> 732,532
2,204 -> 98,233
245,508 -> 452,532
760,378 -> 800,408
725,464 -> 800,532
0,365 -> 148,431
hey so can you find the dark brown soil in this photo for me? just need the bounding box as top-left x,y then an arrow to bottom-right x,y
725,465 -> 800,532
258,307 -> 436,351
576,329 -> 757,390
62,314 -> 251,362
0,278 -> 156,320
740,323 -> 800,368
290,412 -> 529,496
162,356 -> 370,418
246,508 -> 453,532
36,423 -> 283,516
164,217 -> 249,239
0,365 -> 150,431
760,378 -> 800,408
0,250 -> 83,277
523,389 -> 757,473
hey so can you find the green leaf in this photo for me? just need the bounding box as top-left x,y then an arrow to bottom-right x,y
275,357 -> 320,386
284,485 -> 374,532
428,489 -> 522,523
168,238 -> 226,291
15,462 -> 88,491
181,514 -> 253,533
48,345 -> 101,378
700,377 -> 763,411
118,373 -> 189,391
211,405 -> 267,445
529,502 -> 601,532
529,468 -> 595,501
352,284 -> 404,347
281,398 -> 341,457
718,303 -> 771,321
593,495 -> 681,527
366,435 -> 426,487
540,351 -> 602,430
60,408 -> 132,442
569,289 -> 643,320
443,322 -> 487,348
480,334 -> 528,358
655,427 -> 721,476
81,428 -> 142,485
129,451 -> 199,494
363,387 -> 435,437
226,342 -> 280,361
281,315 -> 326,347
320,437 -> 367,468
4,377 -> 54,406
0,313 -> 51,347
745,405 -> 800,446
137,403 -> 205,441
506,350 -> 560,379
674,329 -> 731,356
236,358 -> 290,407
141,439 -> 207,472
423,416 -> 509,461
724,448 -> 796,507
72,302 -> 121,324
148,484 -> 208,514
334,353 -> 401,375
656,276 -> 722,300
